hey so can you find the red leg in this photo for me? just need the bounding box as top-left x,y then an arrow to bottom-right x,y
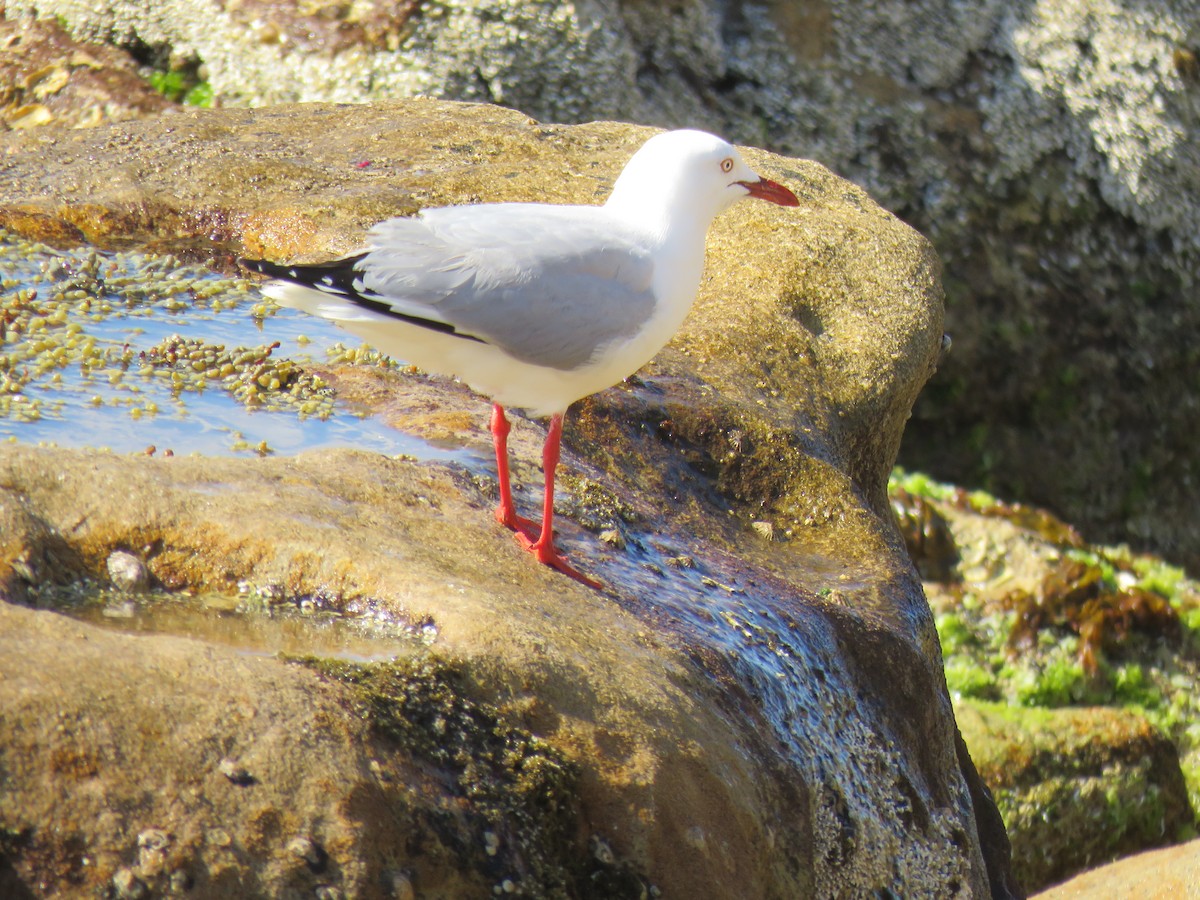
490,403 -> 539,539
514,413 -> 602,589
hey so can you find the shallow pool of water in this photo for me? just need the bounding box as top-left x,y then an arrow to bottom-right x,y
45,582 -> 434,663
0,230 -> 468,462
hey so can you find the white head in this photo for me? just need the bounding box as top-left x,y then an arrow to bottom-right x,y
604,129 -> 798,226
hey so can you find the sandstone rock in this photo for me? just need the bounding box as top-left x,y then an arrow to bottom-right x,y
1031,836 -> 1200,900
0,443 -> 1006,898
0,101 -> 1018,896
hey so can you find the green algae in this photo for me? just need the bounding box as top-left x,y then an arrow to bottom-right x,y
896,466 -> 1200,866
0,229 -> 425,457
889,467 -> 959,503
958,699 -> 1194,891
0,230 -> 334,430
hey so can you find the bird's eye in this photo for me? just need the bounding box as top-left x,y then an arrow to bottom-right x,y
720,158 -> 734,173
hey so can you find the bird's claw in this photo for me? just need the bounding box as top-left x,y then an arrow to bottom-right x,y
514,532 -> 603,590
494,506 -> 542,541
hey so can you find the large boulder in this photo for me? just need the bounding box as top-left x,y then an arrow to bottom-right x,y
0,100 -> 1018,896
958,701 -> 1192,892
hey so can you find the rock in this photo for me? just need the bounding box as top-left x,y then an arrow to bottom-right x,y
957,700 -> 1193,893
893,473 -> 1200,890
0,99 -> 940,529
1031,836 -> 1200,899
286,836 -> 326,873
216,757 -> 255,786
0,13 -> 174,129
0,102 -> 1017,896
112,866 -> 147,900
0,440 -> 1011,897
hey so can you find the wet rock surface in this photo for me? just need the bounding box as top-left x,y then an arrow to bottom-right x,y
2,442 -> 987,898
0,102 -> 1021,895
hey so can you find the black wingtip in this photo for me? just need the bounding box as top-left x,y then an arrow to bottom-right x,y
237,254 -> 369,286
237,253 -> 489,347
238,257 -> 287,278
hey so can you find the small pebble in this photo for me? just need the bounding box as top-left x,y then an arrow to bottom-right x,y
106,550 -> 149,591
598,529 -> 625,549
287,835 -> 326,872
112,867 -> 147,900
389,870 -> 415,900
137,827 -> 171,876
168,869 -> 193,894
137,828 -> 170,851
590,835 -> 615,865
101,600 -> 137,619
218,757 -> 255,786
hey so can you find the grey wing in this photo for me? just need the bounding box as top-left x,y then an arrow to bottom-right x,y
359,205 -> 659,370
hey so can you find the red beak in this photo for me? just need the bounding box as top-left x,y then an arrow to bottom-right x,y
739,177 -> 800,207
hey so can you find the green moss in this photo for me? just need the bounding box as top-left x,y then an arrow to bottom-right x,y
1112,663 -> 1163,710
148,69 -> 188,101
966,488 -> 1000,510
958,699 -> 1194,891
1180,754 -> 1200,832
888,467 -> 956,502
1012,656 -> 1088,708
147,69 -> 213,107
996,761 -> 1174,890
934,611 -> 977,655
944,657 -> 1000,701
1132,557 -> 1189,602
1063,548 -> 1118,589
183,82 -> 215,108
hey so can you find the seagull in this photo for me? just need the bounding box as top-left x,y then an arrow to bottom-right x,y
241,129 -> 799,588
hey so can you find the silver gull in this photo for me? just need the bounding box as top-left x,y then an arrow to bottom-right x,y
241,129 -> 799,587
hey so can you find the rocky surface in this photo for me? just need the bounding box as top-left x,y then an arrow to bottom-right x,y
892,470 -> 1200,892
0,102 -> 1019,896
958,701 -> 1192,892
0,12 -> 174,129
6,0 -> 1199,566
1031,836 -> 1200,899
0,436 -> 978,899
0,97 -> 942,539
